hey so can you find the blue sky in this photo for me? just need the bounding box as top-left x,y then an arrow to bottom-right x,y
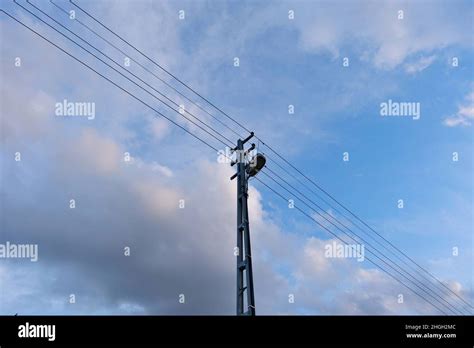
0,0 -> 473,315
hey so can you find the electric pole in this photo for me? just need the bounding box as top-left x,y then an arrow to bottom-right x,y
230,132 -> 266,316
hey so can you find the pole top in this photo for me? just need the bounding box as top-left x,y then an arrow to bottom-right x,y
241,132 -> 254,145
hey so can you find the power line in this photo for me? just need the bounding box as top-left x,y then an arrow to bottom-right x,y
68,0 -> 253,137
263,163 -> 472,314
52,1 -> 474,312
253,176 -> 452,315
0,9 -> 221,155
5,1 -> 470,314
260,143 -> 473,311
15,0 -> 234,151
47,0 -> 245,142
260,167 -> 467,315
66,0 -> 471,312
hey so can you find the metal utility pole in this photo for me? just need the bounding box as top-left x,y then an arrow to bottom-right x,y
230,132 -> 266,316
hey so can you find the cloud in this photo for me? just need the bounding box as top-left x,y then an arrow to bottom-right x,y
2,130 -> 469,315
151,162 -> 174,178
291,1 -> 470,70
61,128 -> 122,175
150,118 -> 171,141
2,100 -> 453,315
404,55 -> 437,74
443,91 -> 474,127
1,0 -> 471,317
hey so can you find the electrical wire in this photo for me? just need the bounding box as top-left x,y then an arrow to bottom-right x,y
50,0 -> 474,312
5,1 -> 471,314
253,176 -> 451,315
260,168 -> 467,315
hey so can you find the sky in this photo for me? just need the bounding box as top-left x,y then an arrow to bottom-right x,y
0,0 -> 473,315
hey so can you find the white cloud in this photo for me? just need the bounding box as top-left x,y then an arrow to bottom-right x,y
292,1 -> 469,70
151,162 -> 174,177
444,91 -> 474,127
404,55 -> 437,74
444,116 -> 470,127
